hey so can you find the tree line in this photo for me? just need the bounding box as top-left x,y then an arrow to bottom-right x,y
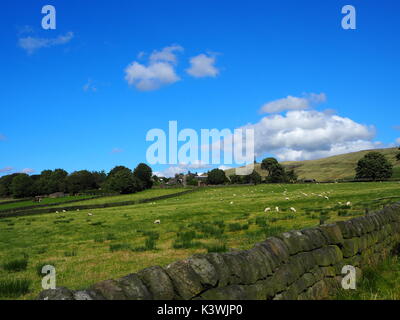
0,163 -> 153,199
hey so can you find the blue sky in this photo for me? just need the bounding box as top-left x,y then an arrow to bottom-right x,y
1,0 -> 400,177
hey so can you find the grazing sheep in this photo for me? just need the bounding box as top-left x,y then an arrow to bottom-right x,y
302,193 -> 308,197
324,196 -> 329,200
264,207 -> 271,213
230,201 -> 234,205
290,207 -> 297,213
154,219 -> 161,224
55,211 -> 59,214
285,197 -> 290,200
275,206 -> 279,212
76,209 -> 80,211
62,210 -> 66,213
87,213 -> 93,216
346,201 -> 352,206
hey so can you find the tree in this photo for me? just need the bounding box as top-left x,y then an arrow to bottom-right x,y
286,169 -> 298,183
104,169 -> 143,194
133,163 -> 153,189
108,166 -> 131,177
207,169 -> 228,185
396,147 -> 400,161
92,170 -> 107,188
11,174 -> 34,198
261,157 -> 288,183
355,152 -> 393,181
66,170 -> 96,194
242,171 -> 262,185
267,164 -> 287,183
0,173 -> 20,197
229,175 -> 243,184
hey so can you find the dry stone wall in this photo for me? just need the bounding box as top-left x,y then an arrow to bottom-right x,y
38,203 -> 400,300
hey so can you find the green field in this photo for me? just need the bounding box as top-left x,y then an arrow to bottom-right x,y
0,195 -> 96,212
0,182 -> 399,299
48,187 -> 187,208
226,147 -> 400,181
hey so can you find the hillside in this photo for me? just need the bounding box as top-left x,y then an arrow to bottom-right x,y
225,147 -> 400,182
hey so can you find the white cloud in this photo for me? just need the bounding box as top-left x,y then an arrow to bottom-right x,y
260,93 -> 326,114
150,45 -> 183,64
0,167 -> 13,173
124,45 -> 183,91
154,161 -> 211,177
18,31 -> 74,54
186,53 -> 219,78
240,109 -> 377,161
125,61 -> 180,91
21,168 -> 35,174
218,165 -> 232,171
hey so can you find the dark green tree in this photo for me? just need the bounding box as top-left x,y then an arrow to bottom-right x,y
108,166 -> 131,177
261,157 -> 287,183
11,174 -> 34,198
355,152 -> 393,181
0,173 -> 20,197
229,175 -> 243,184
242,171 -> 262,185
66,170 -> 96,194
286,169 -> 298,183
133,163 -> 153,189
104,169 -> 143,194
206,169 -> 228,185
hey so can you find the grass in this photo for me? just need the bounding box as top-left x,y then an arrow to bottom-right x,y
2,257 -> 29,272
0,279 -> 31,297
0,195 -> 96,212
0,182 -> 400,299
336,255 -> 400,300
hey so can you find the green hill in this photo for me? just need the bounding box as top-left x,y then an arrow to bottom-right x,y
225,147 -> 400,182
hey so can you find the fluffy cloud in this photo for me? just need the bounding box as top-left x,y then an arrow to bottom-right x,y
149,45 -> 183,64
125,45 -> 182,91
186,53 -> 219,78
18,31 -> 74,54
260,93 -> 326,114
240,109 -> 377,161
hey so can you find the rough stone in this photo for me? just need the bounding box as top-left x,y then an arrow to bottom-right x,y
138,266 -> 175,300
37,287 -> 75,300
165,259 -> 203,300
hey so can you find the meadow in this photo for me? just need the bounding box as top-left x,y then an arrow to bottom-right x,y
0,182 -> 399,299
0,195 -> 96,212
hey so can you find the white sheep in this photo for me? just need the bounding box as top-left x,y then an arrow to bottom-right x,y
62,210 -> 66,213
76,209 -> 80,211
290,207 -> 297,213
230,201 -> 234,205
275,206 -> 279,212
87,213 -> 93,216
264,207 -> 271,213
324,196 -> 329,200
154,219 -> 161,224
285,197 -> 290,200
55,211 -> 59,214
346,201 -> 352,206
